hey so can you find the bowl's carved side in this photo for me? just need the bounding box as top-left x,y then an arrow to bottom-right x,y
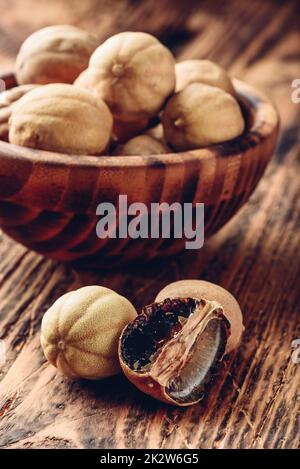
0,76 -> 279,264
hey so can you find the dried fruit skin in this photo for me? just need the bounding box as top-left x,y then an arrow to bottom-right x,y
16,25 -> 98,85
41,286 -> 137,380
112,135 -> 170,156
175,59 -> 235,95
155,279 -> 244,353
74,68 -> 94,90
0,84 -> 39,141
75,72 -> 149,144
162,83 -> 245,151
83,31 -> 176,122
145,123 -> 165,142
119,297 -> 230,406
9,83 -> 113,155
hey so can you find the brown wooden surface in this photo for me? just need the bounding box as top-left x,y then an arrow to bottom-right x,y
0,0 -> 299,449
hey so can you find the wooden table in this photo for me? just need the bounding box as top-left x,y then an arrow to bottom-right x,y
0,0 -> 299,449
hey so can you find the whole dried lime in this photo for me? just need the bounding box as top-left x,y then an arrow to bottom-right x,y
9,84 -> 113,155
112,135 -> 170,156
175,59 -> 235,95
41,286 -> 137,380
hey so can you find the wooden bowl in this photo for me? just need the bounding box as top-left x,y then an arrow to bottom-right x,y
0,73 -> 279,266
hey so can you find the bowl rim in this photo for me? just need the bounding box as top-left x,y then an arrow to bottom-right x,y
0,75 -> 279,169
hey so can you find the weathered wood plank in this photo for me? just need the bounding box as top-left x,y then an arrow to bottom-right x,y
0,0 -> 299,449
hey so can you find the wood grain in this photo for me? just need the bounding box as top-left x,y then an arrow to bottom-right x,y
0,0 -> 299,449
